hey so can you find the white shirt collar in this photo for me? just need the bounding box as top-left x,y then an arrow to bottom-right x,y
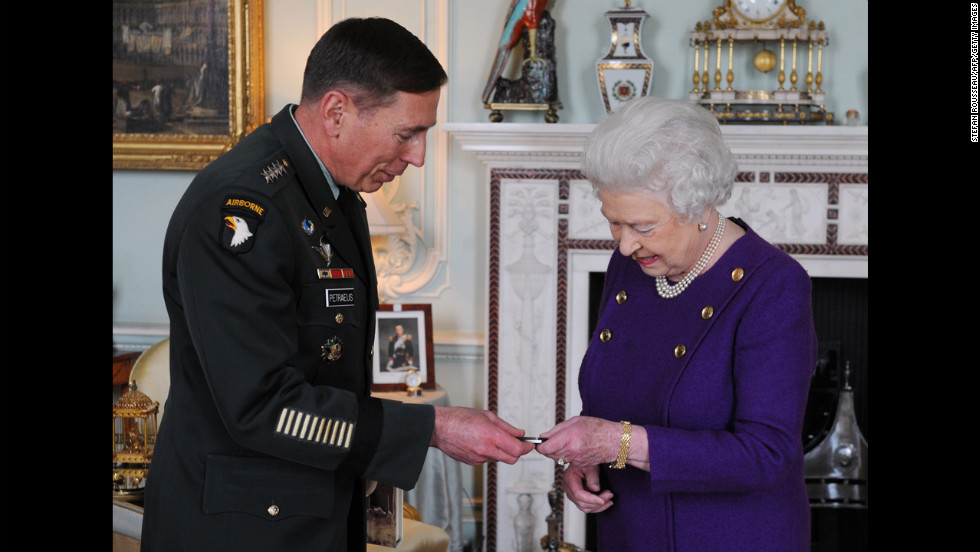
289,104 -> 340,199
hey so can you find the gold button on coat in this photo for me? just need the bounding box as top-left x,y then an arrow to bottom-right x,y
616,290 -> 628,304
600,329 -> 612,343
701,306 -> 714,319
732,268 -> 745,282
268,505 -> 280,517
335,313 -> 344,324
674,344 -> 687,358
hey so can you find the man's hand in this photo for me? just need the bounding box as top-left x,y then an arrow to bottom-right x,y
430,406 -> 535,465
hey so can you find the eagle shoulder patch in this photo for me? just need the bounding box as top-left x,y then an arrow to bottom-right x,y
220,196 -> 267,253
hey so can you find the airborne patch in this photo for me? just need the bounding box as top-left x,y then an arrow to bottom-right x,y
220,196 -> 267,253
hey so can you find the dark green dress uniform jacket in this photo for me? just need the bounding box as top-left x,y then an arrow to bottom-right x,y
140,105 -> 436,552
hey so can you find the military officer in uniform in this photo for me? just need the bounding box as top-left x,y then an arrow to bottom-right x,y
141,17 -> 534,552
386,324 -> 414,370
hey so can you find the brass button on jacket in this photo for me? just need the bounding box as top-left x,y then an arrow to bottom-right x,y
674,344 -> 687,358
616,290 -> 628,304
732,267 -> 745,282
701,306 -> 714,319
600,329 -> 612,343
267,504 -> 280,517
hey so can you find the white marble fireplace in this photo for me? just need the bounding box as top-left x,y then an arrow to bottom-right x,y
445,122 -> 868,552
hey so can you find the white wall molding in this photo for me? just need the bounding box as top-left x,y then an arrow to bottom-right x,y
318,0 -> 453,301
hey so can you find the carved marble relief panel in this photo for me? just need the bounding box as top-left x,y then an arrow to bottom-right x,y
567,179 -> 607,240
493,177 -> 560,552
837,183 -> 869,246
726,181 -> 829,245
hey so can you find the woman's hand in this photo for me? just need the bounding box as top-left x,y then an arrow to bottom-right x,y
536,415 -> 621,467
537,415 -> 649,471
562,464 -> 614,514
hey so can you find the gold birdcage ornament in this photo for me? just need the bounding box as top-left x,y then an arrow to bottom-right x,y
112,380 -> 159,502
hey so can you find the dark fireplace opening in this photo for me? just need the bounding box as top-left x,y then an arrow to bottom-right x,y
584,273 -> 868,551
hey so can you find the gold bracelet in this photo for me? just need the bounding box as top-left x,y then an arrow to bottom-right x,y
609,421 -> 631,469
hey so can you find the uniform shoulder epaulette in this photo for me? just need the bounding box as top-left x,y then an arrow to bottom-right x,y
255,152 -> 296,192
261,156 -> 290,184
232,148 -> 296,194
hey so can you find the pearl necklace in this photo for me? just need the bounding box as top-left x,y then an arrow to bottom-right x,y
655,212 -> 725,299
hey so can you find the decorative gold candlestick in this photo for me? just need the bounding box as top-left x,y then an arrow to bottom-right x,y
778,38 -> 786,91
806,39 -> 813,93
790,39 -> 798,91
692,24 -> 701,94
726,37 -> 734,91
714,38 -> 722,90
815,38 -> 824,93
702,38 -> 710,92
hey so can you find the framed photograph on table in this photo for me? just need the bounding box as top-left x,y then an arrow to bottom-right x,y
112,0 -> 265,170
372,304 -> 435,392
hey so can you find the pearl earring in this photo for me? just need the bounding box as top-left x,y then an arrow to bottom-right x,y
698,222 -> 708,231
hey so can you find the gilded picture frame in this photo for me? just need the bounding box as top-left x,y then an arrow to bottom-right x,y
112,0 -> 264,170
372,304 -> 436,392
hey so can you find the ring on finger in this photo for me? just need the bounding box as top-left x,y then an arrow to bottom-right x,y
557,457 -> 568,467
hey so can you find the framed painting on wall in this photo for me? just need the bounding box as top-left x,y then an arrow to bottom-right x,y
372,304 -> 436,392
112,0 -> 264,170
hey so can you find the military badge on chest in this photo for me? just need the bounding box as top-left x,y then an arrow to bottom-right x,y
220,196 -> 267,253
313,233 -> 334,266
321,336 -> 343,363
308,224 -> 360,364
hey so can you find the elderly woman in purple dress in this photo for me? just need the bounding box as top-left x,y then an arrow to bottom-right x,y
536,96 -> 817,552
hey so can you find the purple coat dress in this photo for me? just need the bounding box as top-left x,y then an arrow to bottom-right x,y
579,218 -> 817,552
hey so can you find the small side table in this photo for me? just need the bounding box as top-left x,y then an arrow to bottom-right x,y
372,385 -> 465,552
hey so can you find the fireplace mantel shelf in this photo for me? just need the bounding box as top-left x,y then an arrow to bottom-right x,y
444,122 -> 868,169
446,121 -> 868,279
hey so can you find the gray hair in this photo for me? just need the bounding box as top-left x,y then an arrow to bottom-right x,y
581,96 -> 737,223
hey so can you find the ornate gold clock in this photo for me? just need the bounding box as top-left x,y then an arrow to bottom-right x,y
732,0 -> 788,23
689,0 -> 830,124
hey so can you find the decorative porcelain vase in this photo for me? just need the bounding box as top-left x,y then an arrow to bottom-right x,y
595,1 -> 654,114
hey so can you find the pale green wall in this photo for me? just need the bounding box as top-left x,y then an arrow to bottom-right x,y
113,0 -> 869,326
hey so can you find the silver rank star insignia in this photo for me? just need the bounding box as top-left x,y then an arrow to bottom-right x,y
262,158 -> 287,183
321,336 -> 343,362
